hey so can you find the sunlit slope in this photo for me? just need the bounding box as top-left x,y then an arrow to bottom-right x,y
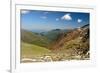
21,42 -> 51,58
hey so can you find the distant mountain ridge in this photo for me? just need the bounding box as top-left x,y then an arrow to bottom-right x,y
40,29 -> 71,42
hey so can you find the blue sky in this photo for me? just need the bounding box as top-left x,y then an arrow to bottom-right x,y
21,10 -> 89,32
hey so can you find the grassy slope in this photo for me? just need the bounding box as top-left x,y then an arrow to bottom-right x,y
21,29 -> 50,47
21,42 -> 51,58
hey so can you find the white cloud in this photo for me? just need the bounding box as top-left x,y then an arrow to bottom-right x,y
61,13 -> 72,20
44,12 -> 49,14
40,16 -> 47,19
21,10 -> 30,14
56,18 -> 59,21
77,19 -> 82,23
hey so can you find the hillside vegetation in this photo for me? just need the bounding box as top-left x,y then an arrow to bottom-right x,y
21,24 -> 90,62
21,42 -> 51,58
21,29 -> 50,48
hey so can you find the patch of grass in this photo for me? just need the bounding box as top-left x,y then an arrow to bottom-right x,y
21,42 -> 51,58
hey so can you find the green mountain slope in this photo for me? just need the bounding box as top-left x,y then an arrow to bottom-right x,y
21,29 -> 50,47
